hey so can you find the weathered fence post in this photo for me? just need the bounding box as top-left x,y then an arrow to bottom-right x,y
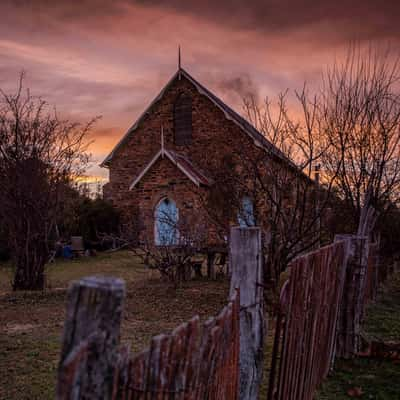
364,242 -> 380,303
229,227 -> 264,400
335,235 -> 369,358
57,276 -> 126,400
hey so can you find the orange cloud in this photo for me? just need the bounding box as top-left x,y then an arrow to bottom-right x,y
1,0 -> 398,182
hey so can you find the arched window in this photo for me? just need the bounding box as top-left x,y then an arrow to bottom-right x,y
155,198 -> 179,245
174,94 -> 192,145
237,196 -> 256,227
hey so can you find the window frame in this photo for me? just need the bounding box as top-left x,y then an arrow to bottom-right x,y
237,196 -> 256,227
154,197 -> 179,246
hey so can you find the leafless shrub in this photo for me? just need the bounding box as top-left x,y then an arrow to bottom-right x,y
125,209 -> 209,286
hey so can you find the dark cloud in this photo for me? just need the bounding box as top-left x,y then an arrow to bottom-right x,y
137,0 -> 400,42
3,0 -> 122,20
3,0 -> 400,44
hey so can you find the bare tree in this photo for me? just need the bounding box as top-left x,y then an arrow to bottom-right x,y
0,74 -> 97,290
129,209 -> 209,286
241,90 -> 336,283
194,89 -> 336,286
219,45 -> 400,283
320,46 -> 400,237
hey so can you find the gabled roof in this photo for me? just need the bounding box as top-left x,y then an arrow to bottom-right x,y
100,68 -> 295,168
129,147 -> 212,189
167,150 -> 212,186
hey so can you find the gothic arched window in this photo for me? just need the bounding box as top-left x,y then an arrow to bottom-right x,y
174,94 -> 192,145
237,196 -> 256,227
155,198 -> 179,246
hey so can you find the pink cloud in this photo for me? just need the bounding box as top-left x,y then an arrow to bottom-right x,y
0,0 -> 398,180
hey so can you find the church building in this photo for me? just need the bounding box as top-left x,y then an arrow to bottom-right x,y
101,66 -> 293,246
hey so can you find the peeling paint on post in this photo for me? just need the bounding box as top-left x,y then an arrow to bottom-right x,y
57,276 -> 126,400
229,227 -> 264,400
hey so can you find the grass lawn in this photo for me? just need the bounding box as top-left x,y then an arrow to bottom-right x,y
0,251 -> 229,400
316,268 -> 400,399
2,252 -> 398,400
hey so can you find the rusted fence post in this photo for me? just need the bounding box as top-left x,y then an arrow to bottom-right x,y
229,227 -> 264,400
57,276 -> 126,400
335,235 -> 369,358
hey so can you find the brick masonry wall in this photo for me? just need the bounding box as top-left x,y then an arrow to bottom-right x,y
104,73 -> 271,245
134,156 -> 213,244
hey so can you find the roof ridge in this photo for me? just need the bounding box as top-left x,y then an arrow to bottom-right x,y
129,147 -> 212,189
178,68 -> 294,166
167,148 -> 212,182
100,67 -> 295,169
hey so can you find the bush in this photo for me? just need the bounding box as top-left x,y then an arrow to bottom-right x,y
378,206 -> 400,261
58,196 -> 120,249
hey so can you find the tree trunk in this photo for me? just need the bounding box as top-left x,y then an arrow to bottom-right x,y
12,240 -> 47,290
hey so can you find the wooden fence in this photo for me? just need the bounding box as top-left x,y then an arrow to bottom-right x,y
57,228 -> 383,400
57,227 -> 263,400
268,241 -> 349,400
57,276 -> 240,400
364,241 -> 380,303
335,235 -> 369,359
113,292 -> 240,399
267,235 -> 382,400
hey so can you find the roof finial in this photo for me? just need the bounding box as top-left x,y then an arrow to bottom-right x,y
178,45 -> 182,79
161,125 -> 164,157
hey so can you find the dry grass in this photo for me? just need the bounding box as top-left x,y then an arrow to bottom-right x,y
3,251 -> 397,399
0,251 -> 229,400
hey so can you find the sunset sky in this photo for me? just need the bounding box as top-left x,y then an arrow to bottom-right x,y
1,1 -> 399,181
